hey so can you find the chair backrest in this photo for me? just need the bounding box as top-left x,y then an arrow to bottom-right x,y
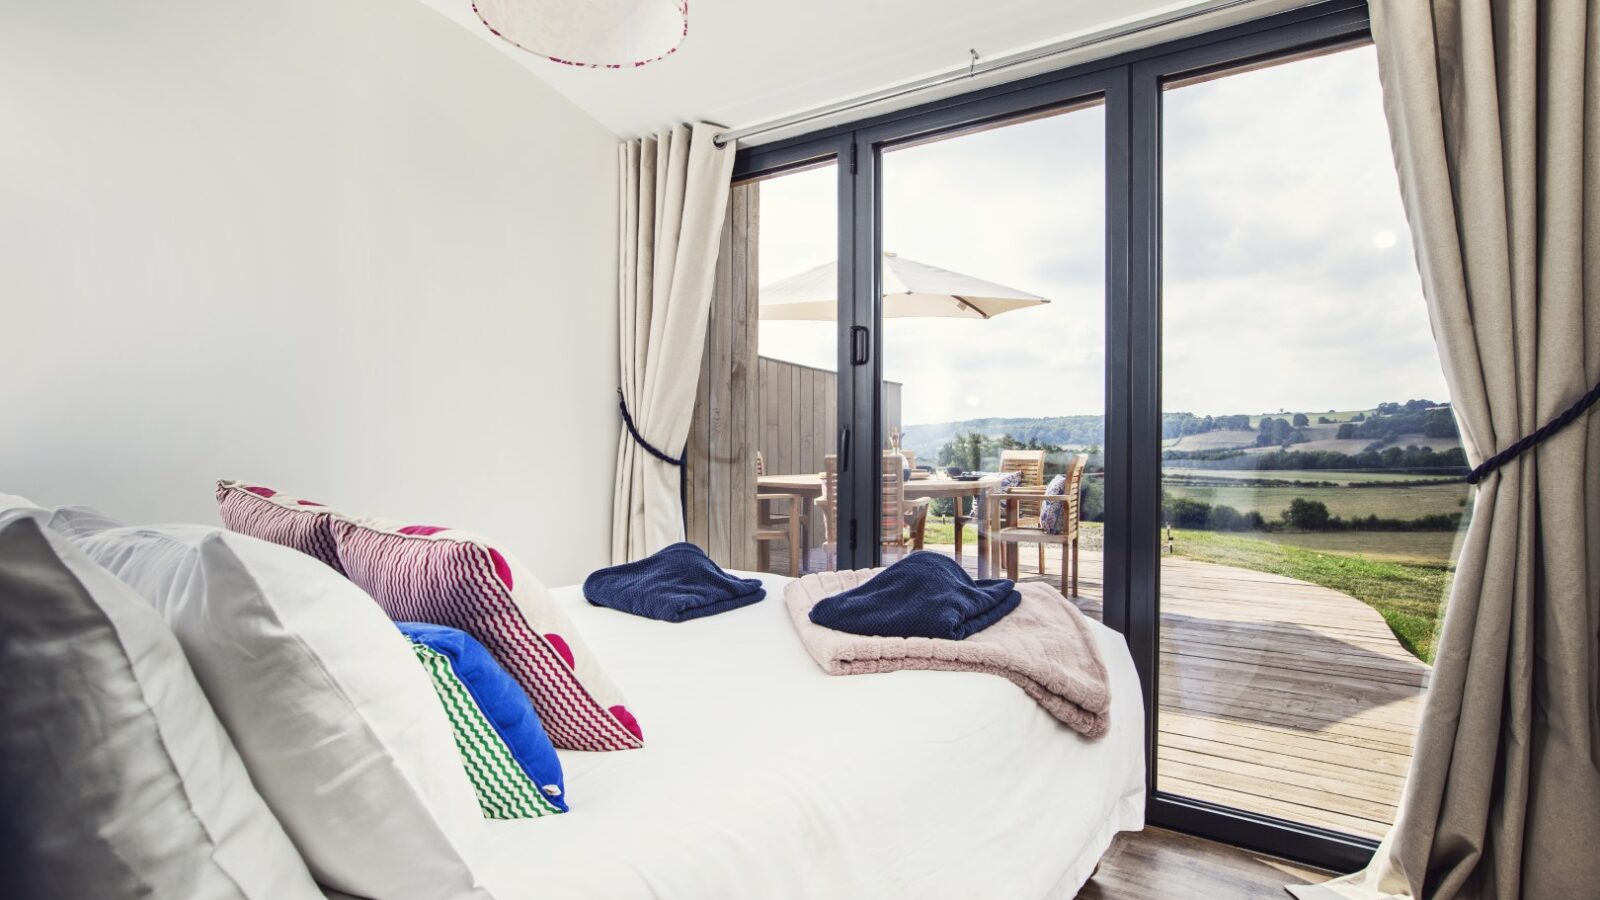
999,449 -> 1047,522
820,455 -> 839,545
818,453 -> 909,549
881,452 -> 907,548
1060,453 -> 1089,530
999,449 -> 1046,485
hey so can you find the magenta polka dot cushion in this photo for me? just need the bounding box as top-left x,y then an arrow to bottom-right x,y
215,480 -> 343,573
331,518 -> 642,752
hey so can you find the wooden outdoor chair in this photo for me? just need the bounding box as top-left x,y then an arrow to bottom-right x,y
753,451 -> 802,577
986,453 -> 1088,596
990,449 -> 1047,571
815,453 -> 931,568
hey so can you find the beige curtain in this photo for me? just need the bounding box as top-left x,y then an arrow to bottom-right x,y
1296,2 -> 1600,898
611,123 -> 736,563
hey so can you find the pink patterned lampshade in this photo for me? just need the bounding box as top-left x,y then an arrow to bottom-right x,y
473,0 -> 688,69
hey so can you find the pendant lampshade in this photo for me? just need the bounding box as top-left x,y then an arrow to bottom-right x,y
473,0 -> 688,69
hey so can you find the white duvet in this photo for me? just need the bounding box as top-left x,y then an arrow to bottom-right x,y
472,571 -> 1145,900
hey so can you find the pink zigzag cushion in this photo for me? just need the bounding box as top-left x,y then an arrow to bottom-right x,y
216,480 -> 343,574
331,519 -> 642,752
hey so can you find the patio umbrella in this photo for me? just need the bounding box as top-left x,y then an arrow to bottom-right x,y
758,252 -> 1050,320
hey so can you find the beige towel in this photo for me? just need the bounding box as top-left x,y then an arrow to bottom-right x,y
785,569 -> 1111,738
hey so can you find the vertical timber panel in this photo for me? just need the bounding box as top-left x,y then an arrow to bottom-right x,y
685,183 -> 761,569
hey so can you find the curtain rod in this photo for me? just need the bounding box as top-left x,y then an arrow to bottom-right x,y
712,0 -> 1279,147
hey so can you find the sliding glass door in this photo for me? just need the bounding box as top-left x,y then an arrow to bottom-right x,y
717,0 -> 1469,872
875,103 -> 1108,610
1152,41 -> 1466,844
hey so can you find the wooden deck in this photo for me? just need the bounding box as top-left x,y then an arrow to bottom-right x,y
784,541 -> 1428,839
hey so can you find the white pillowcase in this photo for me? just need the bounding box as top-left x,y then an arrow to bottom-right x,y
46,504 -> 126,538
74,524 -> 493,900
0,492 -> 126,537
0,511 -> 320,899
0,492 -> 42,512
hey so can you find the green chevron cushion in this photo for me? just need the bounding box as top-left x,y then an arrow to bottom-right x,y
400,622 -> 567,819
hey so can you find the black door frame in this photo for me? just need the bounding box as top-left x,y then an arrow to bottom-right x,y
733,0 -> 1380,872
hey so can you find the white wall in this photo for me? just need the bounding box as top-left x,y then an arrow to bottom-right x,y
1,0 -> 620,584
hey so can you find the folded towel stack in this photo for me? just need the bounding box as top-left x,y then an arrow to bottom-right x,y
808,551 -> 1020,640
584,542 -> 766,623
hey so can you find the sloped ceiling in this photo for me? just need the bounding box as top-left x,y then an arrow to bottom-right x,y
414,0 -> 1307,141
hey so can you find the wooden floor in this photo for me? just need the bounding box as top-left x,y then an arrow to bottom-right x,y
784,541 -> 1428,839
1076,827 -> 1332,898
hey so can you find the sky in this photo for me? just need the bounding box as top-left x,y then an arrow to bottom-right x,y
754,44 -> 1449,427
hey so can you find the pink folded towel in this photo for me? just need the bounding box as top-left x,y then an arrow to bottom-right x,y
785,569 -> 1111,738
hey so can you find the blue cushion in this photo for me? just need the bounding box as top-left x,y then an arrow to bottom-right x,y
396,622 -> 567,817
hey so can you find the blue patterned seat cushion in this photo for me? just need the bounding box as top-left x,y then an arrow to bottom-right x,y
1038,474 -> 1069,534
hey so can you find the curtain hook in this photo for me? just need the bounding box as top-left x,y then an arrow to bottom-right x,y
969,48 -> 980,78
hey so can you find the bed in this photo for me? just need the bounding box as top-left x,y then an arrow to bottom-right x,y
469,570 -> 1146,899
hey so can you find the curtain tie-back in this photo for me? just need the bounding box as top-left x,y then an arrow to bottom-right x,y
1466,377 -> 1600,484
617,388 -> 685,467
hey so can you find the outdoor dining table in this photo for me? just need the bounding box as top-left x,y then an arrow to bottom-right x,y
755,471 -> 1003,577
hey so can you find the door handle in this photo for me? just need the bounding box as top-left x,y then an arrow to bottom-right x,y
850,325 -> 870,366
839,426 -> 851,472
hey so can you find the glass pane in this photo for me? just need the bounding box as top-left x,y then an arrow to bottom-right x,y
1158,44 -> 1468,837
880,103 -> 1107,621
748,163 -> 844,575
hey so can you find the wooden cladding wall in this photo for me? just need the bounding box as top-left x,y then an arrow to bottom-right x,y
685,183 -> 905,568
756,357 -> 903,480
685,184 -> 759,570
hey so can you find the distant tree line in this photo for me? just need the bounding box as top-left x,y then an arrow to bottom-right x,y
1337,404 -> 1456,441
1163,445 -> 1468,471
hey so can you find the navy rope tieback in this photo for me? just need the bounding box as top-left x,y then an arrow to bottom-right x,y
1466,377 -> 1600,485
618,389 -> 684,467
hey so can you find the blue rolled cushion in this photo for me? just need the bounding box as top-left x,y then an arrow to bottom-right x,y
584,542 -> 765,623
396,622 -> 567,817
809,551 -> 1021,640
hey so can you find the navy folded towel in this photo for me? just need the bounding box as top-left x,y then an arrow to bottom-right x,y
584,542 -> 766,623
809,551 -> 1021,640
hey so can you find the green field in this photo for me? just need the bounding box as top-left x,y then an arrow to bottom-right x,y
1162,480 -> 1470,520
1163,468 -> 1459,485
1166,529 -> 1451,662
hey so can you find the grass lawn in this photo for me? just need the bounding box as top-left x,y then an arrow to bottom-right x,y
1162,480 -> 1469,520
1247,529 -> 1462,566
1166,528 -> 1451,663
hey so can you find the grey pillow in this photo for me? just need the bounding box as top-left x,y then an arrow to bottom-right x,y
0,512 -> 320,899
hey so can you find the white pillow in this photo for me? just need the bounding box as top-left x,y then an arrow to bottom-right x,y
46,504 -> 126,538
0,492 -> 43,512
74,524 -> 492,900
0,511 -> 320,899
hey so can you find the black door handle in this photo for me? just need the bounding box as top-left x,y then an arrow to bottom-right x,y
838,426 -> 851,472
850,325 -> 870,366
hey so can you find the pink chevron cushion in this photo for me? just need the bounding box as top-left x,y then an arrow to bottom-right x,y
216,480 -> 343,573
331,518 -> 642,752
